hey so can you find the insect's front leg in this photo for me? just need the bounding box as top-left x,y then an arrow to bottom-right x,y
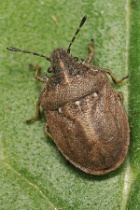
29,64 -> 48,82
85,39 -> 95,64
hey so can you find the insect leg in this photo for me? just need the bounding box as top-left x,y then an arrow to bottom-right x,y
116,91 -> 124,104
104,69 -> 129,84
29,64 -> 48,82
26,100 -> 41,123
44,124 -> 53,139
85,39 -> 95,64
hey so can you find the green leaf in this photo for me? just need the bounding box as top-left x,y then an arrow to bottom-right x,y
0,0 -> 140,209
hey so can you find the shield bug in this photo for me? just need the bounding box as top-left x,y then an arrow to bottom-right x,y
7,15 -> 130,175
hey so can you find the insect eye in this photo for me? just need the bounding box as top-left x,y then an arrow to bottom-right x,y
47,67 -> 53,73
81,58 -> 86,62
73,57 -> 79,62
48,67 -> 61,74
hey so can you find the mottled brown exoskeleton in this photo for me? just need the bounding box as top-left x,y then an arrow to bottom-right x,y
7,15 -> 130,175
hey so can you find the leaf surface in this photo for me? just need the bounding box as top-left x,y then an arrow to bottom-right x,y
0,0 -> 140,209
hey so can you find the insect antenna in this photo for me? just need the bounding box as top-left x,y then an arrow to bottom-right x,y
7,47 -> 50,61
67,15 -> 87,54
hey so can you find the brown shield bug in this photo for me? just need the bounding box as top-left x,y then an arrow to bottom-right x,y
7,15 -> 130,175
